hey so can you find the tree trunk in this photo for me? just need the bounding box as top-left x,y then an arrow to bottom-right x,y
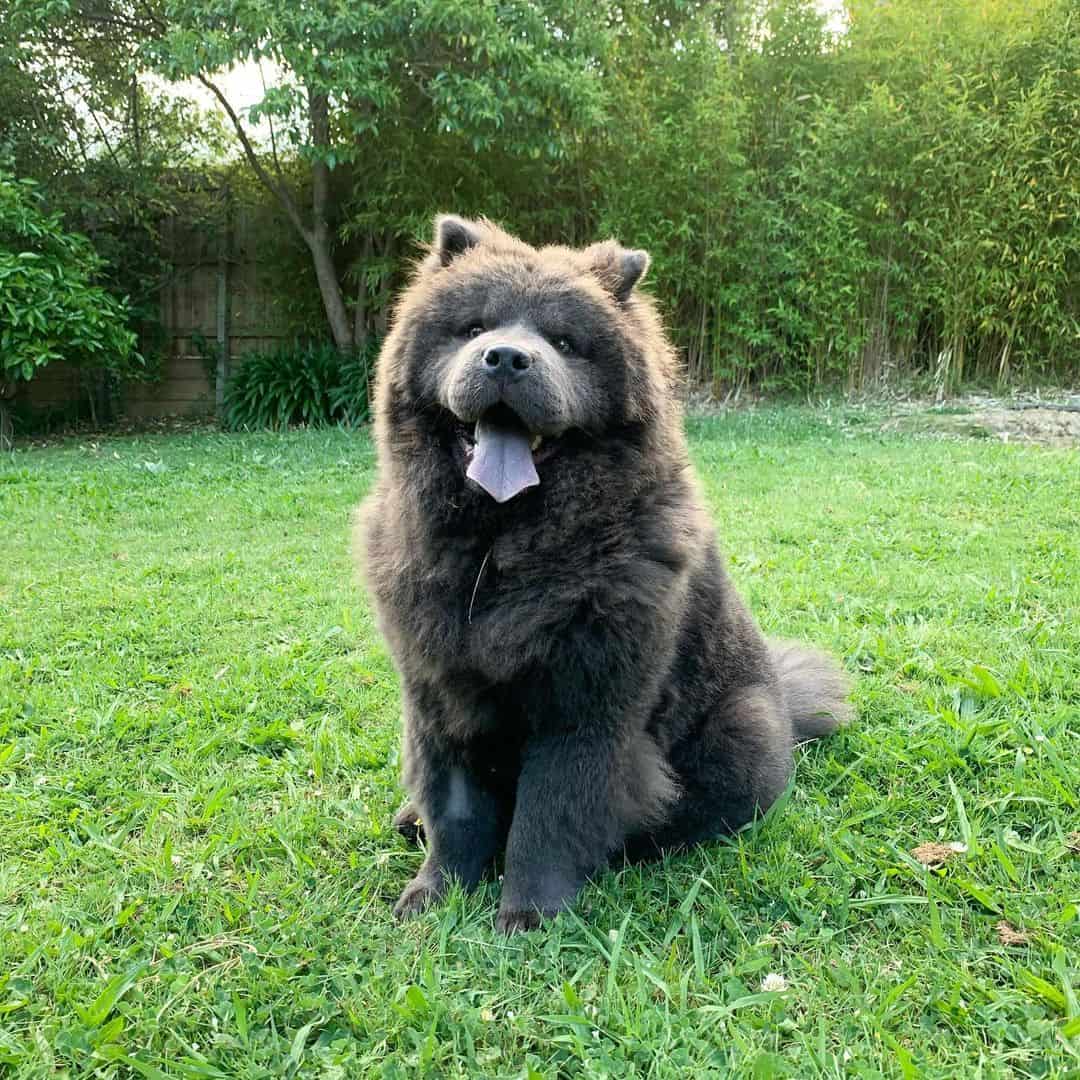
307,228 -> 354,351
307,89 -> 354,351
198,74 -> 356,351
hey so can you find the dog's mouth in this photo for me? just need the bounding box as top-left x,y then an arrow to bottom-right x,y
453,403 -> 559,503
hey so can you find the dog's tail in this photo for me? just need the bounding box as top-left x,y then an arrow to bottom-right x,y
769,639 -> 852,743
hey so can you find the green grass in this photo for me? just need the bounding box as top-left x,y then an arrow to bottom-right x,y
1,408 -> 1078,1078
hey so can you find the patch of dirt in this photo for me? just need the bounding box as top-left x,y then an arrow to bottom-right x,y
911,841 -> 967,868
682,386 -> 1080,447
963,406 -> 1080,447
880,395 -> 1080,447
12,415 -> 217,449
995,921 -> 1030,946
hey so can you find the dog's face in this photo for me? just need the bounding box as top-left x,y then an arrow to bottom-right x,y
381,216 -> 664,503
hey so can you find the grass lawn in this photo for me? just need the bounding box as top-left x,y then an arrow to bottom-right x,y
1,408 -> 1077,1078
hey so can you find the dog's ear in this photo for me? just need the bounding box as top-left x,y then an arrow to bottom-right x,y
432,214 -> 484,267
584,241 -> 650,302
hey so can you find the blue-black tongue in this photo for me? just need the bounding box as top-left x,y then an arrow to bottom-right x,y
466,412 -> 539,503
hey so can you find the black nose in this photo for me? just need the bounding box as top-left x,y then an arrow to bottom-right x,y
482,345 -> 532,380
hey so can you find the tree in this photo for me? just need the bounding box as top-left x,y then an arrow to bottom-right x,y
145,0 -> 612,350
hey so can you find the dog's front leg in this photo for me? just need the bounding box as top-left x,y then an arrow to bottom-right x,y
392,684 -> 507,919
393,755 -> 504,919
496,729 -> 627,932
498,716 -> 678,933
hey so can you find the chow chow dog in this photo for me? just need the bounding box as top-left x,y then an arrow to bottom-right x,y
359,215 -> 850,933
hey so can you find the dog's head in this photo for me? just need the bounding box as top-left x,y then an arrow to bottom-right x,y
376,215 -> 677,503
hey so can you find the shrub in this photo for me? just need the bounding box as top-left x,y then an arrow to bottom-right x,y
0,172 -> 139,383
222,340 -> 376,430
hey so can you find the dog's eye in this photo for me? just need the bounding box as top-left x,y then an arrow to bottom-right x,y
554,336 -> 575,354
464,323 -> 485,339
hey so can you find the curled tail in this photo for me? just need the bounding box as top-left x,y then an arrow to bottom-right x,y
769,640 -> 853,743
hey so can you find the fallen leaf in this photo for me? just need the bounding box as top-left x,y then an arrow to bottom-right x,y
995,921 -> 1029,946
911,841 -> 964,868
1067,832 -> 1080,854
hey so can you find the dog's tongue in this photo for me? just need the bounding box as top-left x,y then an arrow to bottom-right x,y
466,414 -> 539,503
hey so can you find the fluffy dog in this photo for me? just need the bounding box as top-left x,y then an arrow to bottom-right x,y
359,215 -> 850,932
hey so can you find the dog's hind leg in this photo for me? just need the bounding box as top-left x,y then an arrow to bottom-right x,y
628,684 -> 795,857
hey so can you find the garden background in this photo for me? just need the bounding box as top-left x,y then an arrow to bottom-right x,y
3,0 -> 1078,433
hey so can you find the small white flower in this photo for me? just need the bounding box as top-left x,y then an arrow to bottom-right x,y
761,973 -> 789,993
34,776 -> 47,787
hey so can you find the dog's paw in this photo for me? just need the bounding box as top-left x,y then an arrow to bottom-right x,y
393,876 -> 442,920
495,907 -> 544,935
392,802 -> 424,846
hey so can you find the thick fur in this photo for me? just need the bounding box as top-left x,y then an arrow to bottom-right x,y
359,215 -> 850,932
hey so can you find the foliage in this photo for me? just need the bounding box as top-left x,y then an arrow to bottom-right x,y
591,5 -> 755,384
3,1 -> 226,367
223,341 -> 375,430
9,0 -> 1080,397
0,173 -> 139,381
2,412 -> 1078,1074
144,0 -> 612,349
336,0 -> 1080,391
587,0 -> 1079,391
762,0 -> 1080,390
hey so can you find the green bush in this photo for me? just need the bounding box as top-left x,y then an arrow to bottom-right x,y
0,172 -> 139,383
222,341 -> 375,430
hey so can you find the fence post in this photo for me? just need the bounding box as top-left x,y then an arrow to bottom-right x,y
215,184 -> 232,414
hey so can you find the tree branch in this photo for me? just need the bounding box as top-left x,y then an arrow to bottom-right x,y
86,102 -> 123,171
196,73 -> 311,243
258,59 -> 285,182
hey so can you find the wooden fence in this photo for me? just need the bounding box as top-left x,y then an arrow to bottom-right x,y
18,194 -> 298,421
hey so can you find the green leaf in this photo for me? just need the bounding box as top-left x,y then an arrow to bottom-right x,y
75,963 -> 146,1027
